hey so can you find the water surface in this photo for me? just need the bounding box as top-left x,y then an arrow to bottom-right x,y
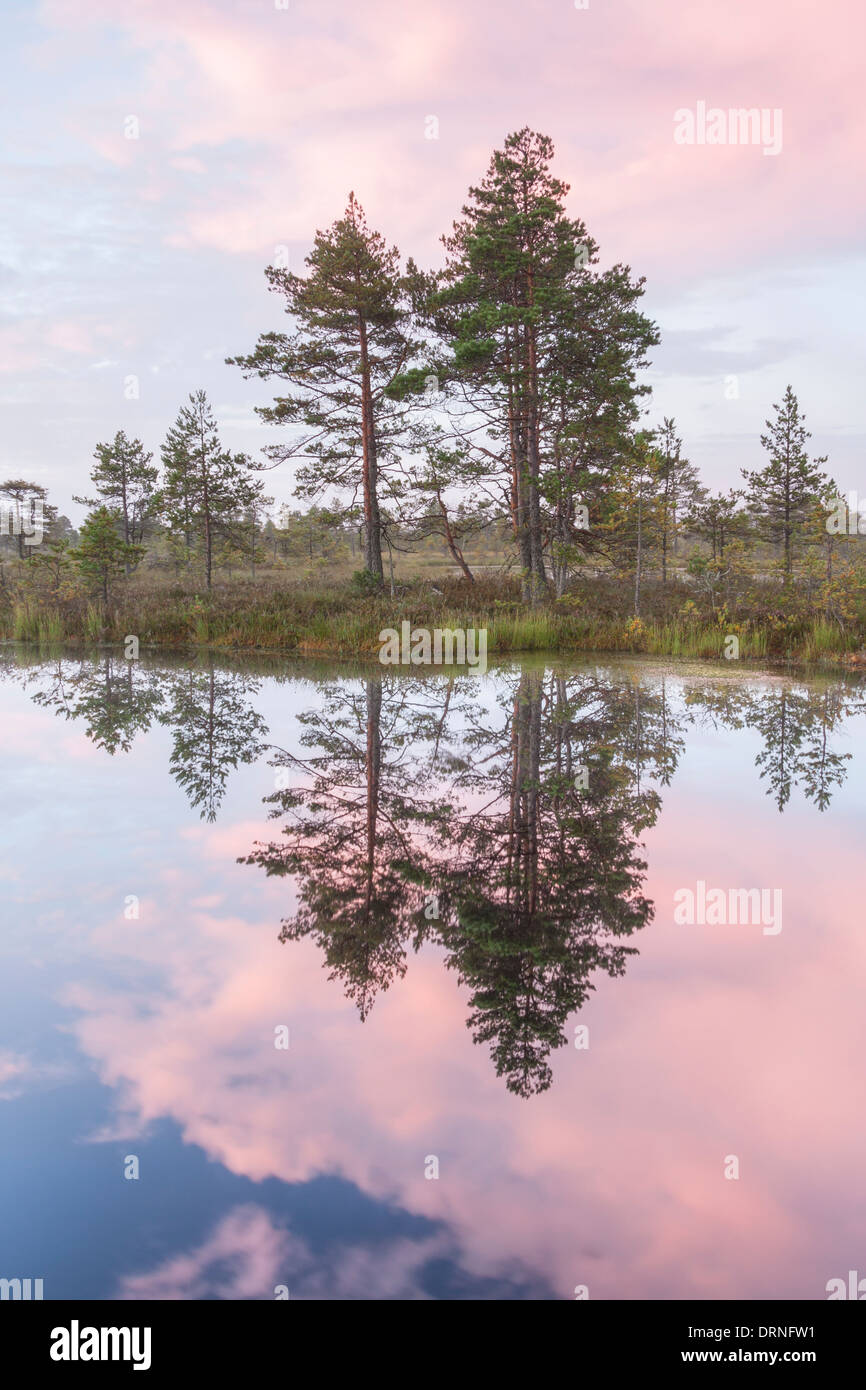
1,648 -> 864,1300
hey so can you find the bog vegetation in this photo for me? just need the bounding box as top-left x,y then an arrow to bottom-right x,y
2,129 -> 865,661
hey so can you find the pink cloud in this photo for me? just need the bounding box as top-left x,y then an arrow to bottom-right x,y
118,1202 -> 450,1300
56,783 -> 866,1299
32,0 -> 866,274
0,317 -> 125,375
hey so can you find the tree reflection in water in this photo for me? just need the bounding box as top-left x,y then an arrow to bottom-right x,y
5,649 -> 863,1095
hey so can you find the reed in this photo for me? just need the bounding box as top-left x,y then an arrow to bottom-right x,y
0,577 -> 863,664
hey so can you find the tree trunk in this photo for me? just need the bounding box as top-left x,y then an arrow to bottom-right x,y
634,482 -> 643,617
365,679 -> 382,918
357,309 -> 384,583
436,493 -> 474,582
385,532 -> 396,597
121,468 -> 131,575
197,408 -> 212,592
523,288 -> 547,604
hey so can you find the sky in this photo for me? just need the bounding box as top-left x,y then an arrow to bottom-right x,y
2,0 -> 865,523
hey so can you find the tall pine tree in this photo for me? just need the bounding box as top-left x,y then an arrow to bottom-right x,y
418,129 -> 657,601
227,194 -> 417,585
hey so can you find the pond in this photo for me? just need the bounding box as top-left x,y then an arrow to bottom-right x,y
1,648 -> 864,1300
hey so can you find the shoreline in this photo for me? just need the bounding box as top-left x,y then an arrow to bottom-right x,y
3,577 -> 864,667
2,628 -> 864,674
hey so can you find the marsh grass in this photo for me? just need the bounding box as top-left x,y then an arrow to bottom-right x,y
1,576 -> 862,664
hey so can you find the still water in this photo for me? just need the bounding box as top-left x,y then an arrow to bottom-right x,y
1,648 -> 864,1300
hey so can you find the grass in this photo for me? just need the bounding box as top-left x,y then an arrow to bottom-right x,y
1,573 -> 864,665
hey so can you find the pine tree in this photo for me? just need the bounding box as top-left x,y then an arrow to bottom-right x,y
396,437 -> 491,583
544,262 -> 658,596
687,488 -> 745,563
29,536 -> 77,598
227,194 -> 417,585
0,479 -> 55,559
74,430 -> 158,559
158,390 -> 264,590
418,129 -> 657,602
654,417 -> 703,582
606,433 -> 665,617
741,386 -> 828,579
75,506 -> 141,603
432,130 -> 573,601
